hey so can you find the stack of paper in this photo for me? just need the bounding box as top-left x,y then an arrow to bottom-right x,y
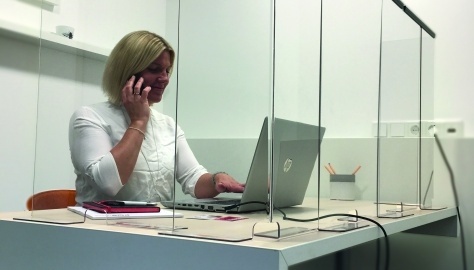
68,206 -> 183,220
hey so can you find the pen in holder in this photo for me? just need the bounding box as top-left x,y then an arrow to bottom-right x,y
330,174 -> 356,201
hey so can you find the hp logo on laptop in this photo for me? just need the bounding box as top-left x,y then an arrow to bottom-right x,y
283,158 -> 293,172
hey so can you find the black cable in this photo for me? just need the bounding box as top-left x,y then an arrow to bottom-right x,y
282,212 -> 390,270
283,213 -> 388,237
223,200 -> 390,269
222,201 -> 267,212
224,201 -> 390,270
376,236 -> 382,270
223,201 -> 290,217
422,170 -> 434,207
433,133 -> 467,270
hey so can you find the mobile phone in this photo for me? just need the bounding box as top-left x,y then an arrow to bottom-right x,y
133,74 -> 146,95
101,200 -> 158,206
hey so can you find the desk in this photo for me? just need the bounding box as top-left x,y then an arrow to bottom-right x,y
0,199 -> 457,270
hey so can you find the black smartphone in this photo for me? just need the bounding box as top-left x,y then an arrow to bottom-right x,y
133,74 -> 146,95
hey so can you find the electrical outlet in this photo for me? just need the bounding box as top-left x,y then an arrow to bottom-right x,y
409,124 -> 420,136
434,121 -> 464,138
373,121 -> 436,138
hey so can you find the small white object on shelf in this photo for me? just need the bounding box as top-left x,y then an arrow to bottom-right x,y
0,19 -> 110,61
56,25 -> 74,39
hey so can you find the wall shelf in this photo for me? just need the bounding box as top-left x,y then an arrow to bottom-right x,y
43,0 -> 60,6
0,19 -> 109,62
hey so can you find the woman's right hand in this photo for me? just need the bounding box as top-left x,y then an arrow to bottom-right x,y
112,76 -> 152,185
121,76 -> 152,126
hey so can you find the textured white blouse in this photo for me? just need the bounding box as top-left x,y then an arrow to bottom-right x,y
69,102 -> 207,204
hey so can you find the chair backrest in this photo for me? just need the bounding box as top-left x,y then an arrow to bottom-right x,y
26,189 -> 77,211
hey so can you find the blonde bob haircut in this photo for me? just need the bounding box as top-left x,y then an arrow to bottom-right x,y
102,30 -> 175,105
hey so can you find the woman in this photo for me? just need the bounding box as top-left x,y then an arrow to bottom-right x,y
69,30 -> 244,204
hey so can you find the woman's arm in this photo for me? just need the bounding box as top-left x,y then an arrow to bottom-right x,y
174,130 -> 245,198
194,172 -> 245,198
109,124 -> 146,185
194,173 -> 219,198
69,108 -> 123,196
69,77 -> 153,196
111,76 -> 151,185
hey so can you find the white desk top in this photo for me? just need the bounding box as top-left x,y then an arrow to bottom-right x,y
0,198 -> 458,269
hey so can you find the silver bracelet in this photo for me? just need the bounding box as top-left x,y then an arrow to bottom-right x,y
212,172 -> 227,187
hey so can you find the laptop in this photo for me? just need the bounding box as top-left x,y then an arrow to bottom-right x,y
161,117 -> 326,213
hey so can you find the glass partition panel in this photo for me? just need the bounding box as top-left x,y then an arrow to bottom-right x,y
168,0 -> 273,239
377,0 -> 422,218
419,29 -> 439,209
261,0 -> 322,237
318,0 -> 382,231
29,0 -> 180,227
0,0 -> 42,212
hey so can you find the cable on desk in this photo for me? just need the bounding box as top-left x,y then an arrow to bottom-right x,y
433,133 -> 467,270
223,201 -> 289,217
281,211 -> 390,270
223,201 -> 390,270
422,170 -> 434,207
222,201 -> 267,212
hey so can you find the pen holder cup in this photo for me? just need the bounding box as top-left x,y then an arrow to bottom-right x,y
330,174 -> 356,201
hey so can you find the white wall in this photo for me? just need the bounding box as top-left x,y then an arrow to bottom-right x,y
403,0 -> 474,136
168,0 -> 273,138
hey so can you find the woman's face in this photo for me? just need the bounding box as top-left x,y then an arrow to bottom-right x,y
137,50 -> 171,105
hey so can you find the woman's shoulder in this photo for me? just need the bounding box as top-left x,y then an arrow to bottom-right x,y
71,102 -> 121,121
74,101 -> 116,113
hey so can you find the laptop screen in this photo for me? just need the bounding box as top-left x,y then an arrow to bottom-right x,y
162,117 -> 325,213
237,117 -> 326,211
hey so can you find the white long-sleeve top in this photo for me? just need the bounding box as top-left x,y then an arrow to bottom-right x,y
69,102 -> 207,204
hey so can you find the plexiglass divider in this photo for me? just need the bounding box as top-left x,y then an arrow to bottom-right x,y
376,0 -> 439,217
251,0 -> 324,239
161,0 -> 274,241
24,0 -> 77,222
6,0 -> 40,221
22,1 -> 81,225
1,1 -> 45,213
419,29 -> 445,211
377,0 -> 420,218
418,29 -> 434,209
317,0 -> 382,232
27,0 -> 181,229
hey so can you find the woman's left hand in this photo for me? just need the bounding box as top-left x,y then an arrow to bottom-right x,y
214,173 -> 245,193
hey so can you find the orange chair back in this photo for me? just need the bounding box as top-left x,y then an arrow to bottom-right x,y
26,189 -> 77,211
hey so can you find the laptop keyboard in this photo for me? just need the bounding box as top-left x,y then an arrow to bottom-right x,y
211,199 -> 241,205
